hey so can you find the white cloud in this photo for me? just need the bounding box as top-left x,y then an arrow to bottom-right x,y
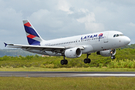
0,8 -> 22,21
29,9 -> 50,23
0,0 -> 135,48
78,9 -> 89,13
128,22 -> 135,27
0,7 -> 23,41
85,23 -> 104,32
57,0 -> 73,14
29,9 -> 63,28
77,13 -> 95,23
77,13 -> 104,31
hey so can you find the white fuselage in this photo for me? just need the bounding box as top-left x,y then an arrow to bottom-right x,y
39,31 -> 130,56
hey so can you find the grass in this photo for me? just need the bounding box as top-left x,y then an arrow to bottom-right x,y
1,67 -> 135,71
0,77 -> 135,90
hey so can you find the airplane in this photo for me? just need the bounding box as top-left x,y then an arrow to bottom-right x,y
4,20 -> 131,65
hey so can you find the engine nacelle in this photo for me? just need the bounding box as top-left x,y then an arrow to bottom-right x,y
97,49 -> 116,56
65,48 -> 82,58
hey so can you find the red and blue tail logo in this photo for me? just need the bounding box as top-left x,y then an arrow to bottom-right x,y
23,20 -> 42,45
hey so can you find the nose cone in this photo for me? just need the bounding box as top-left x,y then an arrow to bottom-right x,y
124,37 -> 131,45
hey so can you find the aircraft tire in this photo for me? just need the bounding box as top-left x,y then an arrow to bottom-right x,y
61,60 -> 68,65
64,60 -> 68,65
61,60 -> 64,65
84,58 -> 91,63
111,56 -> 115,59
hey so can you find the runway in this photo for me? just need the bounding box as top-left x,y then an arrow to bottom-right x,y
1,72 -> 135,77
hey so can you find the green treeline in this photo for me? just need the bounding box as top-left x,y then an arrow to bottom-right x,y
0,48 -> 135,68
122,44 -> 135,49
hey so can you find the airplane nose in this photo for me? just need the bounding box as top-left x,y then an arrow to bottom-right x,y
124,37 -> 131,45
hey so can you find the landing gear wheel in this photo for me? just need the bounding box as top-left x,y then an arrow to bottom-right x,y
61,60 -> 68,65
84,58 -> 91,63
84,59 -> 87,63
64,60 -> 68,64
61,56 -> 68,65
84,54 -> 91,64
111,56 -> 115,59
61,60 -> 65,65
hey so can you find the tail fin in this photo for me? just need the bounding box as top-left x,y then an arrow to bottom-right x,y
23,20 -> 43,45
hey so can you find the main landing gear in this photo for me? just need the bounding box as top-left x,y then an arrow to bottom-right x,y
61,56 -> 68,65
60,53 -> 115,65
60,54 -> 92,65
84,54 -> 91,64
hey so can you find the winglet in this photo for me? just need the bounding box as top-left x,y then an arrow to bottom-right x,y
4,42 -> 8,47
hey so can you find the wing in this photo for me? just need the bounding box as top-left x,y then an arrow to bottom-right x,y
4,43 -> 84,55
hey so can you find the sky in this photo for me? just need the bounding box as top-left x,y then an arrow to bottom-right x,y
0,0 -> 135,49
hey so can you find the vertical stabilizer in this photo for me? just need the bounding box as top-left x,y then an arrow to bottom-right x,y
23,20 -> 43,45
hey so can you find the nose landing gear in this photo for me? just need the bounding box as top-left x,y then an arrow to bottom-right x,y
111,49 -> 116,59
111,55 -> 115,59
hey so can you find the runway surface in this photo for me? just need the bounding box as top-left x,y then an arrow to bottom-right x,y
1,72 -> 135,77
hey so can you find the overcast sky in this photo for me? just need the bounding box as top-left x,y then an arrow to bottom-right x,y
0,0 -> 135,49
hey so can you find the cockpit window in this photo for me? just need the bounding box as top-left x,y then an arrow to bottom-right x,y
113,34 -> 123,37
119,34 -> 124,36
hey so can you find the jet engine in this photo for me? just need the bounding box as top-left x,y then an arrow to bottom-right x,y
65,48 -> 82,58
97,49 -> 116,57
